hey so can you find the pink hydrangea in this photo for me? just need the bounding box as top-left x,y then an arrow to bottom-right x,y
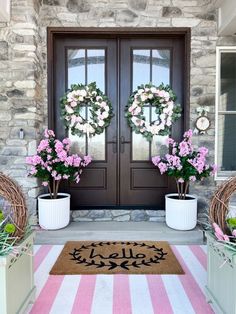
42,181 -> 48,186
55,140 -> 64,153
73,156 -> 82,167
179,141 -> 190,157
183,129 -> 193,138
37,139 -> 49,153
44,129 -> 55,138
152,156 -> 161,166
158,162 -> 168,174
57,150 -> 67,161
83,155 -> 92,166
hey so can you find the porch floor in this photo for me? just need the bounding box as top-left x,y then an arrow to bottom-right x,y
26,244 -> 214,313
35,222 -> 204,245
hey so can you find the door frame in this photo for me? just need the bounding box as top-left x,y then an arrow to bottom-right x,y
47,27 -> 191,132
47,27 -> 191,209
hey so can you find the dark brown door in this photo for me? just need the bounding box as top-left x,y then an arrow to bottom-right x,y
52,34 -> 185,209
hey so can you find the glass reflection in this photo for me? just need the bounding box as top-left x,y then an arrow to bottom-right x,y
87,49 -> 105,92
132,107 -> 150,160
88,132 -> 105,160
220,53 -> 236,111
152,49 -> 170,86
67,49 -> 85,88
218,114 -> 236,171
133,50 -> 150,90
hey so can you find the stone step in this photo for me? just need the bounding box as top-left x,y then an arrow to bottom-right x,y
35,222 -> 204,245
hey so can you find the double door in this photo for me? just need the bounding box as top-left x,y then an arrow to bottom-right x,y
53,35 -> 184,208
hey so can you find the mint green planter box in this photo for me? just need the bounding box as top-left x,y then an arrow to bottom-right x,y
0,232 -> 36,314
206,232 -> 236,314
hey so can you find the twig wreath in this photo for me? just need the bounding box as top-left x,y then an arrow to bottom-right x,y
125,83 -> 182,141
61,82 -> 113,137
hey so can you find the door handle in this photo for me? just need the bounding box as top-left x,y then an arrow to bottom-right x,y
107,136 -> 117,154
120,136 -> 130,153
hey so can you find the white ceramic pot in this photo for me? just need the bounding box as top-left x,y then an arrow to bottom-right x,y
38,193 -> 70,230
165,193 -> 197,231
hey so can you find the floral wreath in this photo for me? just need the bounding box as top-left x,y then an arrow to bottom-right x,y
125,83 -> 182,141
61,82 -> 113,137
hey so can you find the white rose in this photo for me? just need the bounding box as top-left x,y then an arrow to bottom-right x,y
98,120 -> 105,127
104,105 -> 109,112
148,94 -> 153,99
65,105 -> 74,114
102,111 -> 109,119
150,87 -> 157,93
80,89 -> 87,97
75,122 -> 83,130
141,94 -> 148,102
78,96 -> 84,101
133,107 -> 141,115
100,101 -> 107,108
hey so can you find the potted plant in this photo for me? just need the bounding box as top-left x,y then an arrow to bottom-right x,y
152,129 -> 216,230
0,173 -> 35,314
26,129 -> 92,230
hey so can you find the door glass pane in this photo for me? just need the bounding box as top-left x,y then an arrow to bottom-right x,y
152,49 -> 170,86
67,49 -> 106,161
88,105 -> 105,160
217,114 -> 236,171
132,107 -> 150,160
133,50 -> 150,89
220,53 -> 236,111
151,107 -> 169,156
88,132 -> 105,160
67,49 -> 85,88
87,49 -> 105,92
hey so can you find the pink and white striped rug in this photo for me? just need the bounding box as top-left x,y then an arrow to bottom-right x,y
27,244 -> 214,314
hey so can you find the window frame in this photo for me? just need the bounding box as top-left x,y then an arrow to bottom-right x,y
215,46 -> 236,180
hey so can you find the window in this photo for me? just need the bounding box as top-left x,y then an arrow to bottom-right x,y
216,47 -> 236,179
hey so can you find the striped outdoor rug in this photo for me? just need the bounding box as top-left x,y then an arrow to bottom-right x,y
27,244 -> 214,314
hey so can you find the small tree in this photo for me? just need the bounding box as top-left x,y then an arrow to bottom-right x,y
152,129 -> 217,199
26,129 -> 92,199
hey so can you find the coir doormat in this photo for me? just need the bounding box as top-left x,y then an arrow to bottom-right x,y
50,241 -> 184,275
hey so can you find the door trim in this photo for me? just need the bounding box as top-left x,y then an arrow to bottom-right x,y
47,27 -> 190,132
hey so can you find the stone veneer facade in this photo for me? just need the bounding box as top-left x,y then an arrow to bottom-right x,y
0,0 -> 236,222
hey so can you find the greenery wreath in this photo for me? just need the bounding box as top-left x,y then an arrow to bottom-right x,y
61,82 -> 113,137
125,83 -> 182,141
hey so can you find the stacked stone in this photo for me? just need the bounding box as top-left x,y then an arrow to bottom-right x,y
0,0 -> 43,214
72,209 -> 166,222
0,0 -> 236,221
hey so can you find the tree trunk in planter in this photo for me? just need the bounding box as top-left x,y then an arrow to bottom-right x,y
206,232 -> 236,314
0,232 -> 35,314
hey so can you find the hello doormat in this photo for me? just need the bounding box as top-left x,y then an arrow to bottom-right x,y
50,241 -> 184,275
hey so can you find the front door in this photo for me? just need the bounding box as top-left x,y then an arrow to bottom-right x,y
52,33 -> 185,209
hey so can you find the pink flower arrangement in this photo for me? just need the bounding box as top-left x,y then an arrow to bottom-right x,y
152,129 -> 217,199
26,129 -> 92,199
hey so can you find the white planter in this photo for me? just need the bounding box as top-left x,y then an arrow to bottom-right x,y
165,193 -> 197,231
0,232 -> 35,314
206,232 -> 236,314
38,193 -> 71,230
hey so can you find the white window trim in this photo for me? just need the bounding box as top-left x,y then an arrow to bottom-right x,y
215,46 -> 236,180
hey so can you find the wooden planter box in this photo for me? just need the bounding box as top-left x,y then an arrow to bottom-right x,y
0,232 -> 36,314
206,232 -> 236,314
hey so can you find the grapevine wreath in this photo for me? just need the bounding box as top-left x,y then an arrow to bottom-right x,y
61,82 -> 113,137
126,83 -> 181,141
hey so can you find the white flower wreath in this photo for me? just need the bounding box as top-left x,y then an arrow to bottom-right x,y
61,82 -> 113,137
125,83 -> 182,141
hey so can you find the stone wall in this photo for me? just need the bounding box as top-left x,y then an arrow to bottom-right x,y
0,0 -> 236,222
